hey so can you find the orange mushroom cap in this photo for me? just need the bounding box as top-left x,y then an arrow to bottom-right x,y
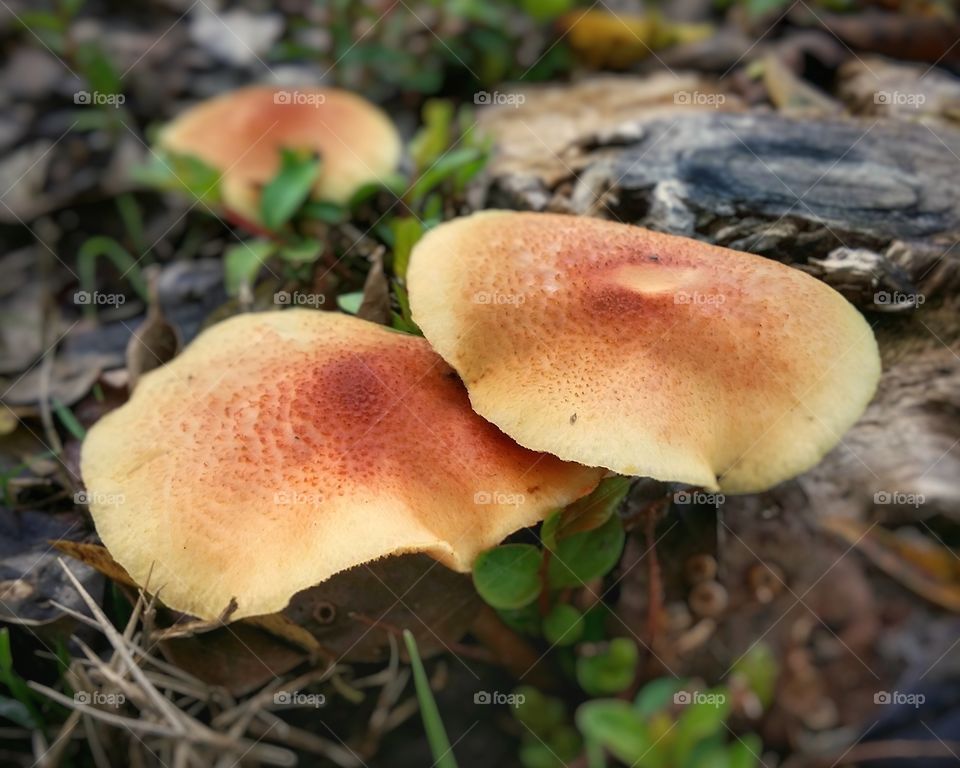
159,85 -> 402,223
80,310 -> 600,620
407,210 -> 881,493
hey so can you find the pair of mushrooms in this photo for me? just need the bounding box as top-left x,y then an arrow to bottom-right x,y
82,89 -> 881,622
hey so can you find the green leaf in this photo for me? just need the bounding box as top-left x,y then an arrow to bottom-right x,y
576,638 -> 638,696
277,239 -> 322,265
61,0 -> 86,16
18,12 -> 65,52
390,217 -> 424,280
513,686 -> 566,736
390,311 -> 421,335
409,147 -> 485,207
115,194 -> 147,254
580,603 -> 612,643
549,725 -> 583,762
300,200 -> 345,224
76,41 -> 122,100
260,148 -> 320,230
76,236 -> 149,319
53,399 -> 85,440
550,475 -> 632,544
687,740 -> 731,768
472,544 -> 542,610
542,604 -> 584,647
0,629 -> 42,727
728,734 -> 762,768
576,700 -> 649,764
519,740 -> 562,768
521,0 -> 574,21
497,601 -> 542,636
132,151 -> 222,205
730,643 -> 778,709
540,512 -> 562,552
634,677 -> 687,718
547,513 -> 625,589
347,172 -> 407,208
745,0 -> 791,17
394,281 -> 415,329
0,696 -> 37,729
674,687 -> 731,764
585,737 -> 606,768
337,291 -> 364,315
224,240 -> 276,296
404,630 -> 458,768
410,99 -> 455,170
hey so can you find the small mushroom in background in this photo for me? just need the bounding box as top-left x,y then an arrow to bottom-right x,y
407,210 -> 881,493
158,85 -> 402,225
80,310 -> 602,621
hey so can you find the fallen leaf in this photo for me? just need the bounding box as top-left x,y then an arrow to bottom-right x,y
51,540 -> 136,588
125,271 -> 181,391
275,554 -> 480,663
0,508 -> 102,626
161,623 -> 308,697
356,248 -> 391,325
821,517 -> 960,612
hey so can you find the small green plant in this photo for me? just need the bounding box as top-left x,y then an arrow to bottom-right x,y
277,0 -> 573,100
576,676 -> 764,768
0,629 -> 50,730
473,477 -> 631,623
472,477 -> 778,767
75,236 -> 149,320
404,630 -> 459,768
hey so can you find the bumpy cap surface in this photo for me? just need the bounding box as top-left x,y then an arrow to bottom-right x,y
407,210 -> 881,493
81,310 -> 601,620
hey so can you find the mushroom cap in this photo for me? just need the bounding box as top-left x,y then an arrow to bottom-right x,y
80,310 -> 601,620
159,86 -> 401,222
407,210 -> 880,493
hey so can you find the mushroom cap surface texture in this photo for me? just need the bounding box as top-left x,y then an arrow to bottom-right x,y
407,210 -> 881,493
81,310 -> 601,620
159,86 -> 401,222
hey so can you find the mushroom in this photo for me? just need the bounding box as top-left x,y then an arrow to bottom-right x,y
158,85 -> 402,224
407,211 -> 880,493
81,310 -> 601,620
